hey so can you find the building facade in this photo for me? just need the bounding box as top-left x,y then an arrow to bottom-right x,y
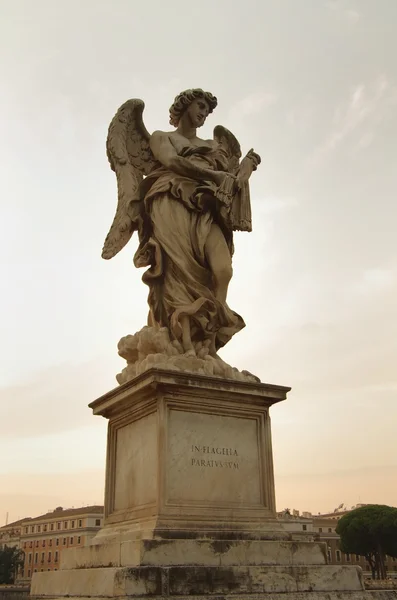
14,505 -> 104,581
279,506 -> 397,577
0,517 -> 30,550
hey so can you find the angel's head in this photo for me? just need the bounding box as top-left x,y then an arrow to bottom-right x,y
169,88 -> 217,129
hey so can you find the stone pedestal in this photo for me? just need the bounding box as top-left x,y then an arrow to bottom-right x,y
30,369 -> 396,599
90,369 -> 288,543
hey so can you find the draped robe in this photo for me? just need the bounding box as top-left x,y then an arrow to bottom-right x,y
133,143 -> 245,351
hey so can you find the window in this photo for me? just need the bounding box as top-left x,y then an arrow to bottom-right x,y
56,539 -> 59,546
41,552 -> 45,563
302,524 -> 307,531
64,521 -> 68,529
28,554 -> 32,564
63,538 -> 67,545
346,553 -> 351,562
40,569 -> 44,572
38,526 -> 41,533
49,539 -> 52,547
70,537 -> 74,545
54,568 -> 57,571
47,569 -> 50,571
43,525 -> 47,532
78,520 -> 82,528
34,569 -> 37,573
29,541 -> 32,548
55,551 -> 58,563
50,524 -> 54,531
23,542 -> 27,549
95,519 -> 101,526
319,528 -> 322,533
28,570 -> 31,577
71,520 -> 75,528
77,537 -> 81,544
25,527 -> 28,534
34,553 -> 38,564
57,522 -> 61,530
328,528 -> 332,533
35,541 -> 39,548
48,552 -> 51,562
31,526 -> 35,533
336,550 -> 341,562
42,540 -> 46,547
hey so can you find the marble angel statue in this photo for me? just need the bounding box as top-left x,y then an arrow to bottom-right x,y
102,89 -> 261,381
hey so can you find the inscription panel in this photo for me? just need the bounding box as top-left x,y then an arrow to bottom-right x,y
113,412 -> 157,511
166,408 -> 262,505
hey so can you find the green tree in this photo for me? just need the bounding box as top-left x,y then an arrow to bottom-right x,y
336,504 -> 397,580
0,546 -> 25,584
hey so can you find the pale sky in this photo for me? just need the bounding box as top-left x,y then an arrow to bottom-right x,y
1,0 -> 396,524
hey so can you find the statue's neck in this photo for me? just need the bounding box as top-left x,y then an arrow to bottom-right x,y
176,122 -> 197,140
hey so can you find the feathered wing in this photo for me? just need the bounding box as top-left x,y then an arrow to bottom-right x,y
102,99 -> 157,259
213,125 -> 252,232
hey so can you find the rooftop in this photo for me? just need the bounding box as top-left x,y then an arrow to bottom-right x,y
1,505 -> 104,530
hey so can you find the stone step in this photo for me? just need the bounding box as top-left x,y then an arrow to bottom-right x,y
60,539 -> 327,570
32,594 -> 397,600
31,564 -> 364,597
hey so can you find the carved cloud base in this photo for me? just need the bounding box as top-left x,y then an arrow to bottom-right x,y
116,326 -> 260,385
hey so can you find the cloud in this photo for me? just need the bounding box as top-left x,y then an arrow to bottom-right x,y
310,76 -> 397,164
255,196 -> 299,216
346,9 -> 360,23
326,1 -> 361,24
0,471 -> 105,524
228,90 -> 277,125
354,267 -> 396,294
0,358 -> 118,439
276,465 -> 397,514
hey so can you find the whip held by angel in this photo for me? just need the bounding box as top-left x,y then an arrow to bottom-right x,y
103,88 -> 261,361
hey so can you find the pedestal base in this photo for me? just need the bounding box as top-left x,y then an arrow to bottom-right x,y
89,369 -> 289,542
31,537 -> 397,599
29,371 -> 397,599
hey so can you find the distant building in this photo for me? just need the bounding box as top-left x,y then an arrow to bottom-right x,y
0,517 -> 30,550
277,509 -> 314,540
279,506 -> 397,577
0,505 -> 104,582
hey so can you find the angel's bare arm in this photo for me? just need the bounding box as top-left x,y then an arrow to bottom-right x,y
150,131 -> 226,185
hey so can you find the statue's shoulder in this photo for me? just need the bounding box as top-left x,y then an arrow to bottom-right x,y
151,129 -> 174,138
150,129 -> 175,145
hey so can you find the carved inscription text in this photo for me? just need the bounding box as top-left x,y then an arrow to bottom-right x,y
190,444 -> 239,469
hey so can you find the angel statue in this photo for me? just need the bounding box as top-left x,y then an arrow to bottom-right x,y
103,88 -> 261,383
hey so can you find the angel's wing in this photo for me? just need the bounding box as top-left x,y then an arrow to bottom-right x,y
102,99 -> 157,260
213,125 -> 242,173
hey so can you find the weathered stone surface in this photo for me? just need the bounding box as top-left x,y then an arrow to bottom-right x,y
31,564 -> 365,597
30,591 -> 397,600
88,370 -> 289,543
117,327 -> 261,385
60,539 -> 328,570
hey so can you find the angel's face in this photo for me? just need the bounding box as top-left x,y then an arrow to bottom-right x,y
186,98 -> 210,128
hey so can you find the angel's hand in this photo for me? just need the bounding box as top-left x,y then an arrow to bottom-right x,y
245,148 -> 261,170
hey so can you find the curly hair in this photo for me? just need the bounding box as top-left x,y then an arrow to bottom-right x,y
169,88 -> 217,127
